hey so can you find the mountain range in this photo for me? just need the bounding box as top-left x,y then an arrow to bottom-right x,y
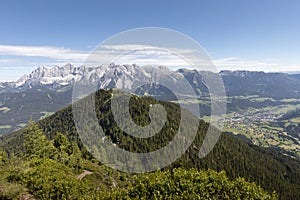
2,64 -> 300,99
1,63 -> 300,136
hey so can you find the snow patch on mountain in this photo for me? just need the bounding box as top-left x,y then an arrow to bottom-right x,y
0,63 -> 175,92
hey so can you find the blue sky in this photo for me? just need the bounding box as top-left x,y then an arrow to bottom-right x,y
0,0 -> 300,81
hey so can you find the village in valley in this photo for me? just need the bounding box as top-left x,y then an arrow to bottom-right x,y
220,97 -> 300,158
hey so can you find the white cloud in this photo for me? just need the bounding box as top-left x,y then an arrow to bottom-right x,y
276,64 -> 300,72
213,57 -> 278,71
89,44 -> 210,70
101,44 -> 199,56
0,45 -> 88,62
0,58 -> 22,64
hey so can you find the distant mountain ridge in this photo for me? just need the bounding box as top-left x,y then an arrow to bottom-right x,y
0,64 -> 174,93
0,64 -> 105,91
2,64 -> 300,99
220,70 -> 300,98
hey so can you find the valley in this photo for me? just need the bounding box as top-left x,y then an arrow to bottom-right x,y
221,96 -> 300,159
178,94 -> 300,159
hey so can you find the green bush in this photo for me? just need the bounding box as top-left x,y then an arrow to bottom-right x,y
107,168 -> 276,200
22,158 -> 88,200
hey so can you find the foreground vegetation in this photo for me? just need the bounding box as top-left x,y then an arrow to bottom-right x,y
0,123 -> 276,199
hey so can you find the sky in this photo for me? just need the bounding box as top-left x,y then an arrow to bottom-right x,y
0,0 -> 300,81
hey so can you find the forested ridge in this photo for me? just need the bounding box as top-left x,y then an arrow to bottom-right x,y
1,89 -> 300,199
